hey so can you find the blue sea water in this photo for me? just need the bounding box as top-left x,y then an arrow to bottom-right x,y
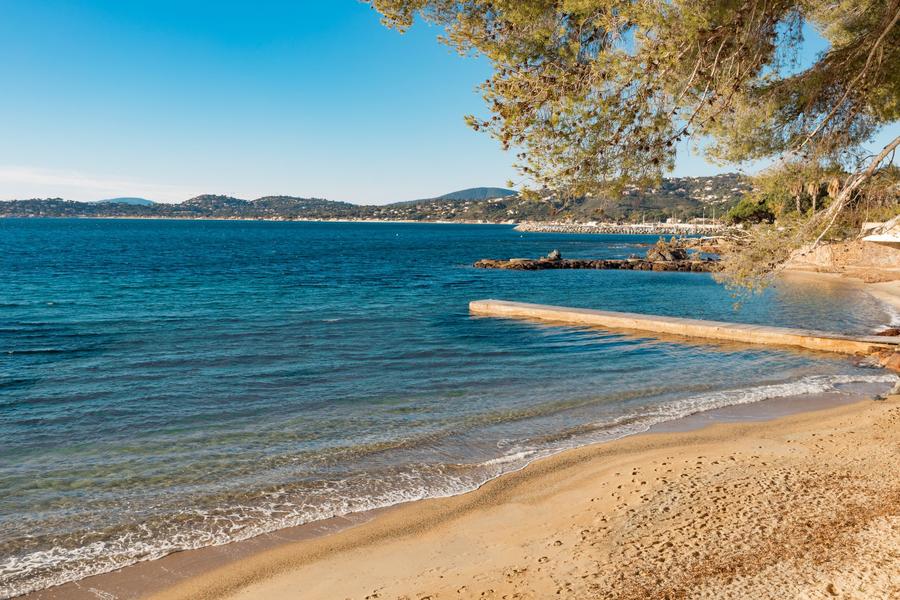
0,219 -> 896,597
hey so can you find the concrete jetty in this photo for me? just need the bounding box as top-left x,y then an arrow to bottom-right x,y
469,300 -> 900,355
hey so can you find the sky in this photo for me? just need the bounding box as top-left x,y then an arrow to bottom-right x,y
0,1 -> 897,205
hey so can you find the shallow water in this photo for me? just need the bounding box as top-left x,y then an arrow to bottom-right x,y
0,219 -> 896,598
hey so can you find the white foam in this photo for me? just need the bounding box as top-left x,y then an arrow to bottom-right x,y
480,450 -> 538,466
651,373 -> 896,421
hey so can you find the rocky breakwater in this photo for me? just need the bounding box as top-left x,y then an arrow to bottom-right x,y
514,222 -> 729,235
474,242 -> 721,273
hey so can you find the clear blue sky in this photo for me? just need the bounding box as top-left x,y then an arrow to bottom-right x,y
0,1 -> 896,204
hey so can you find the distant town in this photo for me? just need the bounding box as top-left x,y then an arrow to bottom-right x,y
0,173 -> 750,224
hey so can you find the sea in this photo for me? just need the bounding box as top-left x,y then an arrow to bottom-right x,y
1,219 -> 897,598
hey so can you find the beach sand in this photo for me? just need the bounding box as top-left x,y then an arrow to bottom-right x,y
866,279 -> 900,315
133,394 -> 900,600
780,269 -> 900,315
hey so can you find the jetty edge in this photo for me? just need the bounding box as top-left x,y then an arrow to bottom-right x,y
468,299 -> 900,356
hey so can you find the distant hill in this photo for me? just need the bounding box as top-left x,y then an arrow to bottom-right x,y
372,175 -> 749,222
253,196 -> 355,210
434,187 -> 517,202
96,197 -> 155,206
248,196 -> 357,219
540,173 -> 751,222
0,175 -> 751,222
174,195 -> 360,219
181,194 -> 250,211
391,187 -> 517,207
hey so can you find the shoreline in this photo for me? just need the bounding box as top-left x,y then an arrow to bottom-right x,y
0,215 -> 512,225
781,269 -> 900,316
153,390 -> 900,600
24,379 -> 897,600
0,217 -> 727,236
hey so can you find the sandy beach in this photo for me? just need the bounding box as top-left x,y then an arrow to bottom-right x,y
120,391 -> 898,600
864,279 -> 900,314
780,270 -> 900,314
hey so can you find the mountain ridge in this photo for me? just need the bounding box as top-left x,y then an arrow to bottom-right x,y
0,175 -> 750,222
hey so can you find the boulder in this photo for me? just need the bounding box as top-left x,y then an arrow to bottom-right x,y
646,238 -> 689,262
873,349 -> 900,374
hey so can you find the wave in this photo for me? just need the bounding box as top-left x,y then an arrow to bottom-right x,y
879,301 -> 900,328
3,348 -> 73,356
645,372 -> 896,423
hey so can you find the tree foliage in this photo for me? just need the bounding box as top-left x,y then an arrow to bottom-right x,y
725,195 -> 775,225
719,161 -> 899,289
369,0 -> 898,190
368,0 -> 900,285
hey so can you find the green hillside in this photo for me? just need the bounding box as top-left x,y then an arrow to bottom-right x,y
0,174 -> 750,222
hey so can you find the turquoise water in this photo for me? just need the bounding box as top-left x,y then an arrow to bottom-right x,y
0,219 -> 896,597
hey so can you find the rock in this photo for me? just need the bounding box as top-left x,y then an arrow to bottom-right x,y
873,349 -> 900,374
646,238 -> 689,262
474,236 -> 724,273
876,327 -> 900,337
883,353 -> 900,373
474,257 -> 720,272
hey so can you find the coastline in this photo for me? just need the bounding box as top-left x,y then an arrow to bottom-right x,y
0,215 -> 511,225
0,217 -> 726,236
25,381 -> 899,600
156,392 -> 900,600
